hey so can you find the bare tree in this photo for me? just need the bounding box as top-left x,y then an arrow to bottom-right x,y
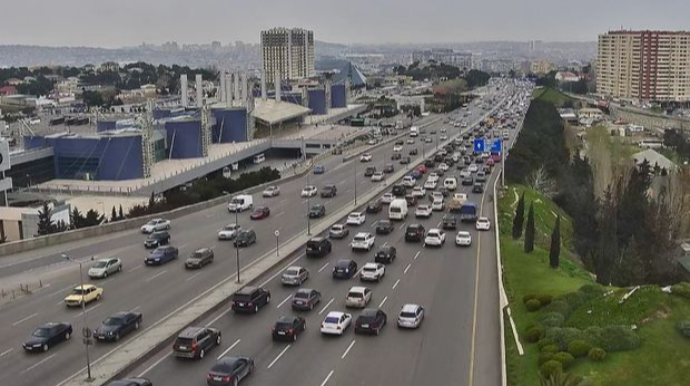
527,165 -> 558,199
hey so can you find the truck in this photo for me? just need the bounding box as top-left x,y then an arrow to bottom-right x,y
227,194 -> 254,212
388,199 -> 409,221
447,193 -> 468,212
395,120 -> 404,130
459,202 -> 478,222
410,126 -> 419,137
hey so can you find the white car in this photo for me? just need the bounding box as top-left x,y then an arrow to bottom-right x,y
415,205 -> 433,218
140,218 -> 170,234
345,286 -> 373,308
438,163 -> 449,172
411,186 -> 426,198
301,185 -> 318,197
402,176 -> 416,187
218,223 -> 241,240
371,172 -> 384,182
427,173 -> 440,183
425,137 -> 433,143
351,232 -> 375,251
346,212 -> 366,226
460,170 -> 472,179
393,145 -> 403,153
455,231 -> 472,246
468,164 -> 478,173
431,199 -> 445,212
423,179 -> 437,190
440,135 -> 448,141
397,304 -> 425,329
88,258 -> 122,279
406,138 -> 415,144
321,311 -> 353,336
424,228 -> 446,247
360,263 -> 385,282
476,217 -> 491,231
360,153 -> 373,162
262,186 -> 280,197
381,193 -> 394,204
440,128 -> 447,133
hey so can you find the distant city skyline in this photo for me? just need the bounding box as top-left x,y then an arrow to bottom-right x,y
1,0 -> 688,48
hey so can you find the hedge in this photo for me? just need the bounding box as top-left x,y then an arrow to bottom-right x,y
538,294 -> 553,306
677,320 -> 690,338
539,360 -> 563,378
671,282 -> 690,300
588,347 -> 607,361
567,339 -> 591,358
552,352 -> 575,369
542,300 -> 572,319
537,312 -> 565,328
526,327 -> 544,343
526,298 -> 542,312
598,326 -> 641,351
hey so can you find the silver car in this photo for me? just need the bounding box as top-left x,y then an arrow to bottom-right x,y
397,303 -> 425,329
281,266 -> 309,286
329,224 -> 349,239
87,258 -> 122,279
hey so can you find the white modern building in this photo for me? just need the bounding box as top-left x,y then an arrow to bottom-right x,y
261,27 -> 315,83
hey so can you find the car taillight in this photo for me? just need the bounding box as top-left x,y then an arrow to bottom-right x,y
207,374 -> 213,380
231,301 -> 236,307
191,341 -> 197,351
288,328 -> 294,335
248,302 -> 253,307
223,376 -> 232,382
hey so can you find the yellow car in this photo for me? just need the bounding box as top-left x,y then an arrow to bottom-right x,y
64,284 -> 103,307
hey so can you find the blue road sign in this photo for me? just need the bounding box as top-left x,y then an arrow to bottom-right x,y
473,138 -> 486,153
491,139 -> 503,153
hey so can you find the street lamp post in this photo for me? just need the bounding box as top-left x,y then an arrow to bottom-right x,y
274,230 -> 280,257
354,159 -> 358,206
26,174 -> 32,189
235,210 -> 241,283
63,254 -> 92,381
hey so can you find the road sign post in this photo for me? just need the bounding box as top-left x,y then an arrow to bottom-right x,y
274,230 -> 280,257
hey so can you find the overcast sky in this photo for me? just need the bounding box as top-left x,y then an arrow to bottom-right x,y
1,0 -> 688,47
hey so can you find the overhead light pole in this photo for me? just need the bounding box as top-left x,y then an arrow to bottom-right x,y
235,209 -> 241,283
63,254 -> 92,381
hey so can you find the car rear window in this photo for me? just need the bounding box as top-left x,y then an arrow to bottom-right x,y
294,292 -> 310,299
348,292 -> 364,299
233,293 -> 252,301
354,236 -> 366,242
176,337 -> 194,346
324,317 -> 340,324
400,311 -> 417,318
363,267 -> 376,272
285,269 -> 300,276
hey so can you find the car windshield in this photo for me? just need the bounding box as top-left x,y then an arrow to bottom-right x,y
32,327 -> 52,337
390,207 -> 401,213
400,311 -> 417,318
331,225 -> 343,231
363,267 -> 377,272
92,261 -> 108,268
311,205 -> 322,211
349,213 -> 360,218
459,232 -> 470,237
146,220 -> 157,225
71,288 -> 89,295
361,310 -> 377,317
237,232 -> 251,240
103,317 -> 123,326
191,251 -> 206,259
324,317 -> 340,324
224,224 -> 238,230
336,261 -> 351,268
275,321 -> 294,329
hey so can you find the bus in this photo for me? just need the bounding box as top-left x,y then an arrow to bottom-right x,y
253,154 -> 266,164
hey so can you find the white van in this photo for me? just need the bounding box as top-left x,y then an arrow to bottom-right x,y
443,177 -> 458,191
227,194 -> 254,212
252,154 -> 266,164
410,126 -> 419,137
388,199 -> 409,221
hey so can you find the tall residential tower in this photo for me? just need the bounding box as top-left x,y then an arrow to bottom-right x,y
261,27 -> 315,83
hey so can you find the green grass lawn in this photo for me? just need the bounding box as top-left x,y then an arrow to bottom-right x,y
532,87 -> 577,108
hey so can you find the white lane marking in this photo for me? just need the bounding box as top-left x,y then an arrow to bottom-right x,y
21,353 -> 55,374
137,352 -> 172,377
341,340 -> 356,359
404,264 -> 412,274
279,199 -> 287,205
267,344 -> 292,369
259,254 -> 304,288
382,242 -> 388,248
217,338 -> 242,360
12,312 -> 38,327
355,266 -> 365,277
205,213 -> 216,219
207,307 -> 233,327
414,251 -> 421,260
370,220 -> 379,228
145,269 -> 168,282
56,300 -> 65,306
130,306 -> 141,313
277,294 -> 293,308
318,262 -> 330,273
319,370 -> 335,386
73,304 -> 101,319
379,296 -> 388,308
0,348 -> 14,357
186,272 -> 203,282
399,222 -> 407,230
128,265 -> 143,273
302,199 -> 308,204
344,188 -> 352,194
99,278 -> 114,286
318,298 -> 335,315
276,211 -> 286,217
392,279 -> 401,290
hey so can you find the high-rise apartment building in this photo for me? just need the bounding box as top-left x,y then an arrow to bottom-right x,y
261,27 -> 315,83
597,30 -> 690,102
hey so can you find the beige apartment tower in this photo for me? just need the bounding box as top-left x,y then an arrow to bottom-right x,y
597,30 -> 690,102
261,27 -> 315,84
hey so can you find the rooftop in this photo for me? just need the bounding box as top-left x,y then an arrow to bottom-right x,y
252,99 -> 312,126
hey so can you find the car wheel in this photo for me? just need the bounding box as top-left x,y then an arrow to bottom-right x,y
115,333 -> 120,341
375,327 -> 380,336
254,305 -> 259,313
135,322 -> 140,330
166,225 -> 170,230
118,265 -> 122,272
293,333 -> 298,342
103,271 -> 108,278
266,295 -> 271,304
216,334 -> 222,345
96,294 -> 101,301
199,349 -> 205,359
309,303 -> 314,311
233,377 -> 238,386
65,331 -> 71,340
43,343 -> 49,352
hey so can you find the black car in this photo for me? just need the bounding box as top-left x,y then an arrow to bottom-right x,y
366,199 -> 383,214
409,148 -> 418,156
433,154 -> 444,162
22,322 -> 72,352
394,140 -> 404,146
444,157 -> 455,166
231,286 -> 271,313
410,170 -> 423,180
144,231 -> 170,249
272,316 -> 306,342
392,184 -> 406,197
375,220 -> 394,235
391,153 -> 402,161
321,184 -> 337,198
332,259 -> 357,279
105,379 -> 152,386
145,245 -> 179,266
292,288 -> 322,311
234,230 -> 257,247
173,326 -> 222,359
309,204 -> 326,218
405,194 -> 418,207
186,248 -> 214,269
424,159 -> 435,168
400,156 -> 411,164
355,308 -> 388,335
364,166 -> 376,177
405,224 -> 426,242
94,311 -> 143,342
306,237 -> 332,257
374,246 -> 397,264
383,164 -> 394,173
475,156 -> 485,164
442,214 -> 457,229
462,176 -> 474,186
472,183 -> 484,194
206,356 -> 254,386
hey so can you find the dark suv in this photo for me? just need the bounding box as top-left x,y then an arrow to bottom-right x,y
144,231 -> 170,249
173,327 -> 222,359
405,224 -> 426,242
374,246 -> 397,264
306,237 -> 332,257
392,184 -> 406,197
234,230 -> 257,247
364,166 -> 376,177
442,214 -> 457,230
309,204 -> 326,218
366,200 -> 383,214
321,184 -> 337,198
332,259 -> 358,279
231,286 -> 271,313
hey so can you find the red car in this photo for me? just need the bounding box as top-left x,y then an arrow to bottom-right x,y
415,164 -> 427,174
250,206 -> 270,220
486,158 -> 495,167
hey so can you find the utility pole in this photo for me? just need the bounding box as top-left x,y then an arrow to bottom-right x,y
63,254 -> 92,381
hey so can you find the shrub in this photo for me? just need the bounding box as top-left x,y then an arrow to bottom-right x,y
588,347 -> 607,361
523,294 -> 538,304
599,326 -> 641,352
584,326 -> 604,346
671,282 -> 690,300
568,339 -> 591,358
561,291 -> 586,310
552,352 -> 575,369
526,327 -> 544,343
542,300 -> 572,319
537,312 -> 565,328
539,360 -> 563,378
538,352 -> 554,366
541,344 -> 559,354
538,294 -> 553,306
677,320 -> 690,338
526,299 -> 542,312
544,327 -> 589,351
579,283 -> 605,300
537,338 -> 556,350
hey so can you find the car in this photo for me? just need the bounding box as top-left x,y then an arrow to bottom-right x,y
442,214 -> 457,229
88,258 -> 122,279
430,129 -> 436,134
438,163 -> 449,172
231,286 -> 270,313
406,138 -> 415,144
397,304 -> 425,329
23,322 -> 72,352
233,230 -> 257,247
411,186 -> 426,198
459,169 -> 472,179
144,230 -> 170,249
455,231 -> 472,246
375,220 -> 394,235
281,266 -> 309,286
444,177 -> 458,191
351,232 -> 376,251
431,199 -> 445,211
366,199 -> 383,214
374,246 -> 397,264
105,378 -> 152,386
218,224 -> 241,240
392,184 -> 407,197
355,308 -> 388,335
440,135 -> 448,141
328,224 -> 349,239
206,356 -> 255,386
346,212 -> 366,226
381,193 -> 395,204
409,148 -> 418,156
476,171 -> 487,183
383,164 -> 394,173
94,311 -> 143,342
262,186 -> 280,197
415,205 -> 433,218
186,248 -> 214,269
249,206 -> 270,220
472,183 -> 484,194
333,259 -> 358,279
64,284 -> 103,307
145,246 -> 179,266
391,152 -> 402,160
425,137 -> 433,143
305,237 -> 332,257
140,218 -> 170,233
173,326 -> 222,360
371,172 -> 384,182
433,167 -> 445,177
441,127 -> 447,133
423,179 -> 437,190
364,166 -> 377,177
292,288 -> 322,311
424,159 -> 436,168
400,156 -> 411,164
402,176 -> 416,187
424,228 -> 446,247
476,217 -> 491,231
306,203 -> 326,219
427,173 -> 440,182
405,223 -> 426,242
360,153 -> 373,162
360,262 -> 385,282
393,145 -> 403,153
320,184 -> 337,198
394,140 -> 405,146
462,176 -> 474,186
313,164 -> 326,174
301,185 -> 318,197
410,170 -> 423,180
272,315 -> 306,342
345,286 -> 373,308
404,194 -> 418,207
320,311 -> 353,336
468,164 -> 479,173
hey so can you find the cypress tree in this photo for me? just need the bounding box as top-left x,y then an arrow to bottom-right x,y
512,193 -> 525,239
118,205 -> 124,220
37,202 -> 55,236
524,203 -> 535,253
111,206 -> 118,222
550,216 -> 561,268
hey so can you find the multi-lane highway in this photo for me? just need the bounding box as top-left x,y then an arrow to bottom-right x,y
0,82 -> 519,386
